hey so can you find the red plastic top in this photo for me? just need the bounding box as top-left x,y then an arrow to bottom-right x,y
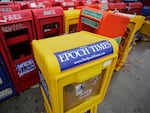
126,2 -> 143,8
32,6 -> 63,19
0,9 -> 33,25
0,5 -> 21,13
108,3 -> 126,10
36,1 -> 52,8
0,2 -> 14,6
14,1 -> 31,6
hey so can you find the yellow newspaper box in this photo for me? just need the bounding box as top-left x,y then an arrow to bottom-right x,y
140,20 -> 150,37
64,9 -> 81,33
32,31 -> 118,113
113,13 -> 145,71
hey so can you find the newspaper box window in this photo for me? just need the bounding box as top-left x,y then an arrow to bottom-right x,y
32,31 -> 118,113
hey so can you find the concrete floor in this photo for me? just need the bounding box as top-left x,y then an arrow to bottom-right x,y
0,41 -> 150,113
98,41 -> 150,113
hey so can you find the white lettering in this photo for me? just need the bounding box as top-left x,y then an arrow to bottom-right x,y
1,23 -> 27,32
43,10 -> 56,16
78,48 -> 90,57
103,42 -> 112,48
1,8 -> 13,13
16,59 -> 36,77
58,48 -> 90,62
58,53 -> 70,63
70,51 -> 78,59
3,14 -> 22,22
66,2 -> 74,6
89,42 -> 112,52
57,41 -> 112,63
89,44 -> 101,52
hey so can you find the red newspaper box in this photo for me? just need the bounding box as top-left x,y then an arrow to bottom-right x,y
14,1 -> 35,9
48,0 -> 62,6
36,1 -> 52,8
77,7 -> 129,44
32,6 -> 63,39
60,1 -> 79,10
108,3 -> 126,12
125,2 -> 143,14
0,10 -> 39,93
21,1 -> 51,9
0,5 -> 21,13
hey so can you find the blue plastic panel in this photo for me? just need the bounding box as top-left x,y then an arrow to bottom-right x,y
142,6 -> 150,16
85,110 -> 90,113
0,54 -> 11,90
0,83 -> 16,102
55,40 -> 113,71
123,0 -> 135,2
